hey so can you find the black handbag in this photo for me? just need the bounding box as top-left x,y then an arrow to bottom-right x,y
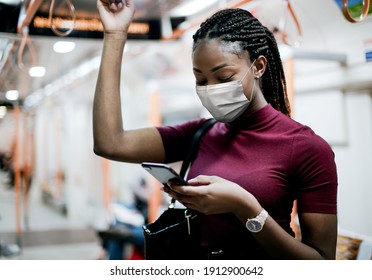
142,118 -> 216,260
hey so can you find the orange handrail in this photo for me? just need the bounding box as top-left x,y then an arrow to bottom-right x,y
12,105 -> 22,246
228,0 -> 254,9
41,115 -> 50,194
283,57 -> 300,237
278,0 -> 302,47
54,115 -> 63,200
102,158 -> 112,224
22,112 -> 31,229
147,90 -> 163,223
342,0 -> 370,23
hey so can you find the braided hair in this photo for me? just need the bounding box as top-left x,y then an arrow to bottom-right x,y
193,8 -> 291,117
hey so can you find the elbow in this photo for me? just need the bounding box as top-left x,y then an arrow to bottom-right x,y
93,145 -> 104,157
93,145 -> 106,158
93,131 -> 116,159
93,142 -> 115,159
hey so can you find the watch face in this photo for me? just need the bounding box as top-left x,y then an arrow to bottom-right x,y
246,219 -> 263,233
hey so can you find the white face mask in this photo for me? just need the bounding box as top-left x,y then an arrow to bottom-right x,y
196,61 -> 256,123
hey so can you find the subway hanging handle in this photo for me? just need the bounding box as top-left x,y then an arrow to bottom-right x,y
342,0 -> 370,23
17,27 -> 37,71
49,0 -> 76,37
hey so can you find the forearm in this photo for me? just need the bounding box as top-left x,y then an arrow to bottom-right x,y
93,33 -> 127,156
176,176 -> 336,259
234,192 -> 332,260
248,217 -> 326,259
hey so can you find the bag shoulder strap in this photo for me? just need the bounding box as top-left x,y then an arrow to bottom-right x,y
179,118 -> 217,179
169,118 -> 216,206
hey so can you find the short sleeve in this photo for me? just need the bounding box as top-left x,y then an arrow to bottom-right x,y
156,118 -> 206,163
291,128 -> 338,214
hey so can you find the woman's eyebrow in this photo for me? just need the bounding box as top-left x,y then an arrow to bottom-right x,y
211,63 -> 231,72
193,63 -> 232,73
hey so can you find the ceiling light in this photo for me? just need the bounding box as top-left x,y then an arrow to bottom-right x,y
29,66 -> 46,77
53,41 -> 76,53
0,0 -> 23,5
5,90 -> 19,101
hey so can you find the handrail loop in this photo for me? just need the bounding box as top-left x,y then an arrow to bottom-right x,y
342,0 -> 370,23
49,0 -> 76,37
17,27 -> 37,71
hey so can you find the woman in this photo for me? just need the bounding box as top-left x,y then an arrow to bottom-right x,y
94,0 -> 338,259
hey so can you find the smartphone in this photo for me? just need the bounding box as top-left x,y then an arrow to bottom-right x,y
141,162 -> 188,186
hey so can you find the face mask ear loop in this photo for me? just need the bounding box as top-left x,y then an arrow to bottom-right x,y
240,59 -> 257,83
244,60 -> 257,102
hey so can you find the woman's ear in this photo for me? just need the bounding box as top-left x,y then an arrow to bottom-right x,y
253,55 -> 267,79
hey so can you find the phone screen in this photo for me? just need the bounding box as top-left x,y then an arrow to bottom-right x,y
141,162 -> 188,186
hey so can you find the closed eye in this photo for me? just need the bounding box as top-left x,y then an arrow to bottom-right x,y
219,75 -> 234,83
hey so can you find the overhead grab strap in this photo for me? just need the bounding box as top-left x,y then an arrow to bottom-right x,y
16,0 -> 41,71
49,0 -> 76,37
17,0 -> 43,34
342,0 -> 370,23
17,27 -> 37,71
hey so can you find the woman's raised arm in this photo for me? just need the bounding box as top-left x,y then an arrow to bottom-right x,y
93,0 -> 165,163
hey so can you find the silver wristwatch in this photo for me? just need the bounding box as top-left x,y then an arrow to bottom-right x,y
245,209 -> 268,233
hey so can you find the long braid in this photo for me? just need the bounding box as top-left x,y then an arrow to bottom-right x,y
193,9 -> 291,117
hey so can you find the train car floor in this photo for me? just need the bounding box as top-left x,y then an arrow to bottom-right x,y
0,171 -> 102,260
